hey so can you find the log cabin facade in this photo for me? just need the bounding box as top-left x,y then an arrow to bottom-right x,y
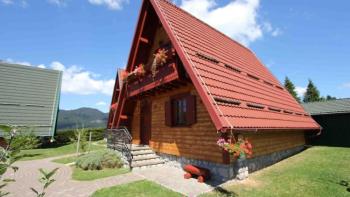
107,0 -> 320,180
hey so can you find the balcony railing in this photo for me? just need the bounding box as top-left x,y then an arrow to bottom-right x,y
127,61 -> 180,97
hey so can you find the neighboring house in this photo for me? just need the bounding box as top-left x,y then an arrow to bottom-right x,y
302,98 -> 350,147
0,62 -> 62,137
107,0 -> 320,181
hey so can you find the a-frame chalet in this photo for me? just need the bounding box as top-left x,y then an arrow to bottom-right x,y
107,0 -> 320,181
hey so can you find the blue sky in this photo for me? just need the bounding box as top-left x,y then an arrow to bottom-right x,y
1,0 -> 349,112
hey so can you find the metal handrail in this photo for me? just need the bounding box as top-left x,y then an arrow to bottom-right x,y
106,127 -> 133,169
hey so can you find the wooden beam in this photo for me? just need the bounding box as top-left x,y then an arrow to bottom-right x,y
140,37 -> 149,44
129,6 -> 148,72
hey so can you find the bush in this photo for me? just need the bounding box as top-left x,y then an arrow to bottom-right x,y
10,129 -> 41,150
55,128 -> 105,145
76,150 -> 123,171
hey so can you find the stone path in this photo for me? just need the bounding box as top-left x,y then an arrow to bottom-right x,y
3,156 -> 217,197
134,166 -> 216,196
2,156 -> 144,197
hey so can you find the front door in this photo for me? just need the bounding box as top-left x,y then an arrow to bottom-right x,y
140,99 -> 152,145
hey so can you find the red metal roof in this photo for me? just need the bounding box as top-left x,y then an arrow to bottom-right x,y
149,0 -> 320,131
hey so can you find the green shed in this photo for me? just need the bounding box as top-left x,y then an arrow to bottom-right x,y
0,62 -> 62,137
302,98 -> 350,147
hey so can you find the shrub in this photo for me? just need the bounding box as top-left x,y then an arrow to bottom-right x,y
10,129 -> 41,150
76,150 -> 123,171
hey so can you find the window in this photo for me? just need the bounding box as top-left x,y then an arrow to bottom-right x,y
173,97 -> 188,126
165,94 -> 196,127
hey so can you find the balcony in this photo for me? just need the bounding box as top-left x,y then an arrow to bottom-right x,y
127,61 -> 181,97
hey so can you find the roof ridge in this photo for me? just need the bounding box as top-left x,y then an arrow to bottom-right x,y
302,98 -> 350,105
157,0 -> 255,55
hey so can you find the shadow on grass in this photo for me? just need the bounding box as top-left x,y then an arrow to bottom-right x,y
211,187 -> 238,197
40,142 -> 70,149
15,153 -> 42,160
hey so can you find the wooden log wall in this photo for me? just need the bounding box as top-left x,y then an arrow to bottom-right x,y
129,84 -> 306,164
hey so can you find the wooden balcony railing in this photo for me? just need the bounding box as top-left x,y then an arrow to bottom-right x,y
127,62 -> 180,97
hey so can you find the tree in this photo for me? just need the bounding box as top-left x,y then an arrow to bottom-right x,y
284,77 -> 301,102
326,95 -> 337,101
303,80 -> 321,103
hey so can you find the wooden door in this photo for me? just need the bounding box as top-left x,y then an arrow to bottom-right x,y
140,99 -> 152,145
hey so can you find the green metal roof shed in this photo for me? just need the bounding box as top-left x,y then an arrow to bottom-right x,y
0,62 -> 62,137
302,99 -> 350,147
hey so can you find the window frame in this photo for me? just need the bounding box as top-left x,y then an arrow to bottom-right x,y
165,93 -> 196,127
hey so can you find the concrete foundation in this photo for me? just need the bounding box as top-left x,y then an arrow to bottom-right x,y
157,145 -> 305,182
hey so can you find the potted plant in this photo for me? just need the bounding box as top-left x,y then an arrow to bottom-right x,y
217,134 -> 252,179
217,134 -> 253,160
124,64 -> 146,83
151,48 -> 168,77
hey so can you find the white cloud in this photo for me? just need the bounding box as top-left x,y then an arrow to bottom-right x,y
295,86 -> 307,98
96,101 -> 107,106
47,0 -> 66,6
88,0 -> 128,10
342,83 -> 350,88
5,58 -> 32,66
179,0 -> 280,45
271,28 -> 282,37
1,0 -> 27,7
37,64 -> 46,69
1,0 -> 13,5
50,61 -> 115,95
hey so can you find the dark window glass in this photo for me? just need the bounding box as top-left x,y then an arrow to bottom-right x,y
172,97 -> 187,126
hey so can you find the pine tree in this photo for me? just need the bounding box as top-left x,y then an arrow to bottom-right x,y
303,80 -> 321,103
284,77 -> 300,103
326,95 -> 337,100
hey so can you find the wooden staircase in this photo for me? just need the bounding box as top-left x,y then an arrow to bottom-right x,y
131,145 -> 165,169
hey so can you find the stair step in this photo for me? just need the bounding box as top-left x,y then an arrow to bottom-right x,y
132,154 -> 159,161
131,145 -> 151,151
131,150 -> 154,156
131,159 -> 165,168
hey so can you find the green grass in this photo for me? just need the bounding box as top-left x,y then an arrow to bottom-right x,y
92,180 -> 182,197
52,155 -> 78,164
201,146 -> 350,197
95,140 -> 107,146
72,167 -> 130,181
18,143 -> 105,161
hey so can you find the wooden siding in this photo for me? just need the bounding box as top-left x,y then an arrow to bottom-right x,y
246,131 -> 305,158
129,84 -> 306,164
0,63 -> 62,136
130,84 -> 223,163
131,101 -> 141,144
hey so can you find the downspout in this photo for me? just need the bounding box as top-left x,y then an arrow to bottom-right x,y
51,70 -> 62,140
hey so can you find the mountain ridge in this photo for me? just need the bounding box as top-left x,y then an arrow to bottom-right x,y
57,107 -> 109,130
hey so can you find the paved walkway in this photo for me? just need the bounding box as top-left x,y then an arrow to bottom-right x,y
134,166 -> 216,196
3,156 -> 217,197
2,156 -> 144,197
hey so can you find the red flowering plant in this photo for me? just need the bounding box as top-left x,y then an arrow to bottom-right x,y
151,48 -> 168,77
217,134 -> 253,159
124,64 -> 146,83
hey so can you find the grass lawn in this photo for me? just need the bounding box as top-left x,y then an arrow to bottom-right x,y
92,180 -> 182,197
72,167 -> 130,181
202,146 -> 350,197
18,143 -> 105,161
52,155 -> 77,164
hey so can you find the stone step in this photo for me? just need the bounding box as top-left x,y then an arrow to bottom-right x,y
131,158 -> 165,168
132,154 -> 159,162
131,145 -> 151,151
131,149 -> 154,156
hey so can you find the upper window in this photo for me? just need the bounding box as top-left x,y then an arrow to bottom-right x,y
172,97 -> 188,126
165,94 -> 196,127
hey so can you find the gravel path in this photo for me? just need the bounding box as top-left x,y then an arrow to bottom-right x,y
2,156 -> 144,197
